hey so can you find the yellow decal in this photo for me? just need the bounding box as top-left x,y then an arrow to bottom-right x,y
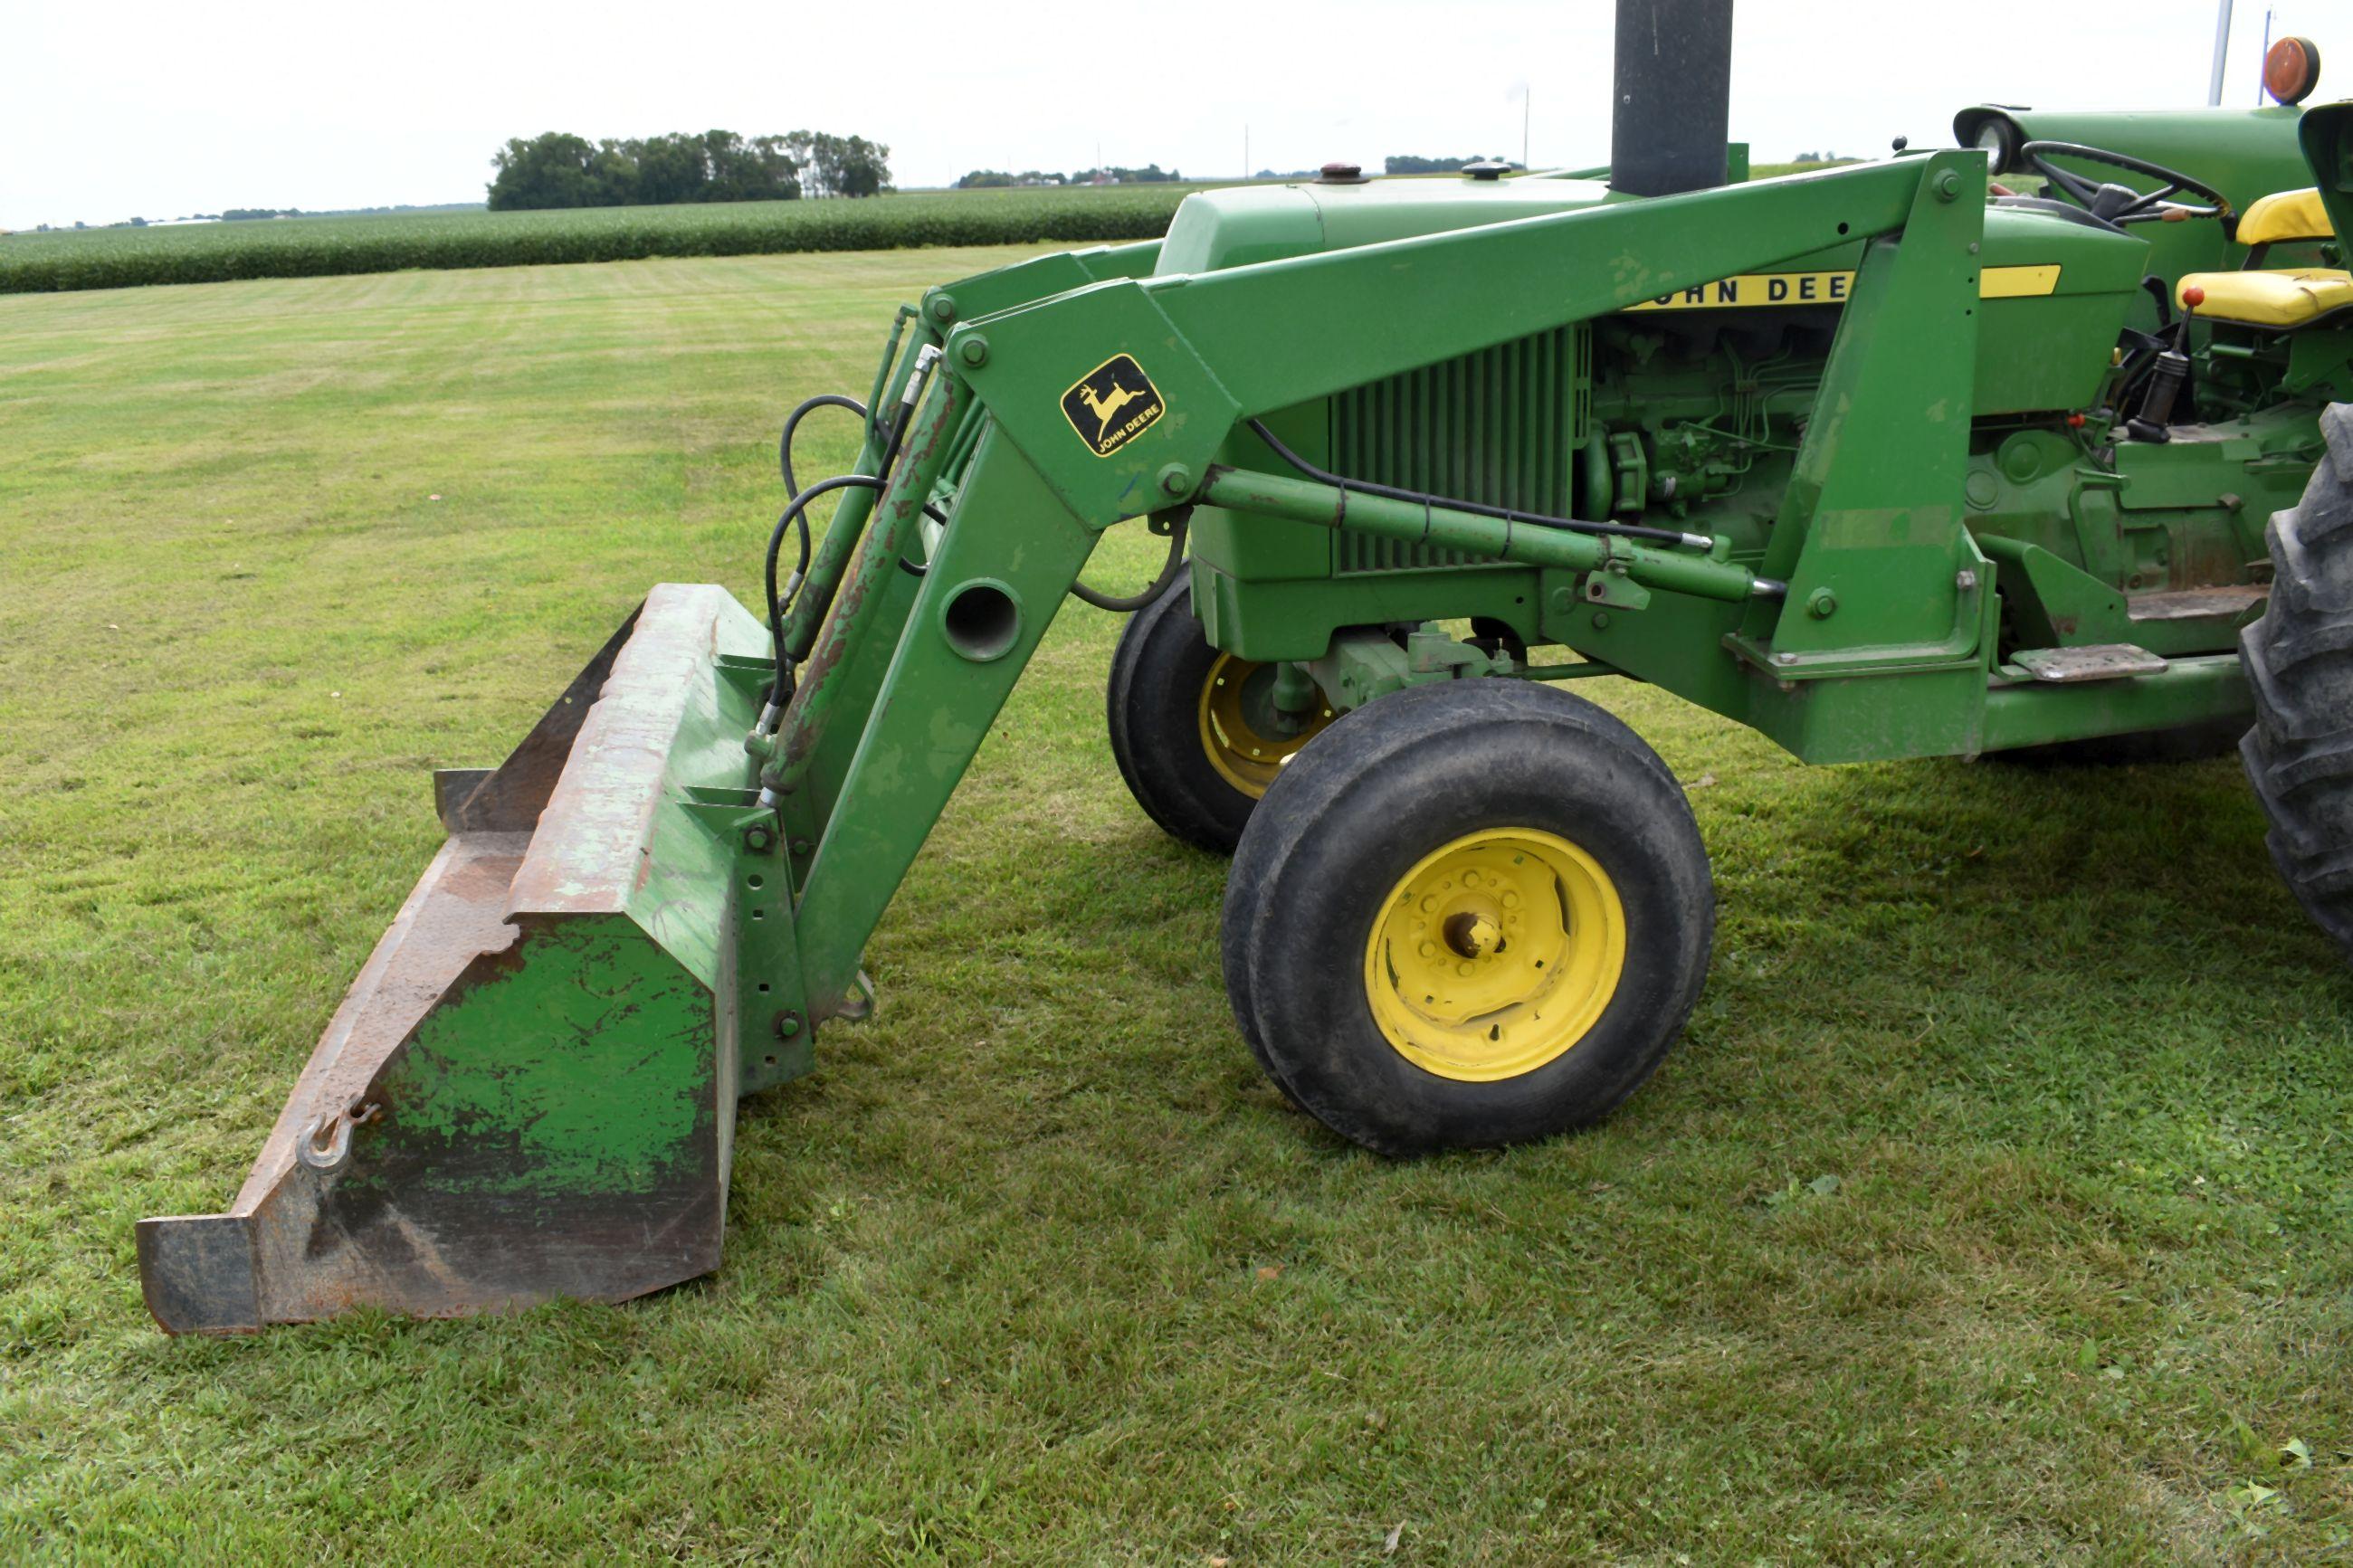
1978,263 -> 2062,298
1625,264 -> 2062,310
1627,271 -> 1853,310
1061,353 -> 1167,457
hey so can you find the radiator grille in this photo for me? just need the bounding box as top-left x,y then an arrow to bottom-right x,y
1328,324 -> 1590,574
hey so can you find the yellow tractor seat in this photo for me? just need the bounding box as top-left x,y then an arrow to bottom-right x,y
2177,186 -> 2344,328
2177,268 -> 2352,328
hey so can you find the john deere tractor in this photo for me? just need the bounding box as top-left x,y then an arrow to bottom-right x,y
138,4 -> 2353,1331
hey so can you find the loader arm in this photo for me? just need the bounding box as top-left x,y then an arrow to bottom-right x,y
779,153 -> 1980,1013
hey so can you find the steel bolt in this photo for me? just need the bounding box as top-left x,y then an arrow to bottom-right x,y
1805,587 -> 1838,620
742,823 -> 776,852
1955,568 -> 1978,592
791,838 -> 814,856
1158,462 -> 1194,497
1933,170 -> 1962,202
929,295 -> 957,323
775,1012 -> 803,1040
957,335 -> 989,367
1591,611 -> 1611,631
1774,651 -> 1797,666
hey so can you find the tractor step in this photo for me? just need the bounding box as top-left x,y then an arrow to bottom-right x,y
137,584 -> 773,1333
2012,644 -> 2168,683
2126,584 -> 2268,622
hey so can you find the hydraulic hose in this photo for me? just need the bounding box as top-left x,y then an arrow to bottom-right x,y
780,394 -> 869,501
1243,418 -> 1711,551
773,395 -> 872,600
761,474 -> 947,712
1070,509 -> 1191,612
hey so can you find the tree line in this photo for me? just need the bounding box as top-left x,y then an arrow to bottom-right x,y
487,130 -> 891,212
955,164 -> 1183,189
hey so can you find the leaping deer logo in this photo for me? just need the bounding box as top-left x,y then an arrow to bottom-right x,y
1062,355 -> 1165,455
1078,381 -> 1147,442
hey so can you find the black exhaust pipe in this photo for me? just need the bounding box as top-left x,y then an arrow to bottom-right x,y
1610,0 -> 1736,197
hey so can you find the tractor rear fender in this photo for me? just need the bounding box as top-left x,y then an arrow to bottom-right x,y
2297,102 -> 2353,254
1955,102 -> 2310,214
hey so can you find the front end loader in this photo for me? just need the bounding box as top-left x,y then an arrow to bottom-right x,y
140,3 -> 2353,1329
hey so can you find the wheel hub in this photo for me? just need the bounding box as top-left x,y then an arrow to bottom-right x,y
1197,653 -> 1335,798
1441,908 -> 1502,959
1364,830 -> 1626,1081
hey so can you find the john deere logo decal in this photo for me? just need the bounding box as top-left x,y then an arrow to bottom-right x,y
1062,354 -> 1166,457
1627,271 -> 1854,310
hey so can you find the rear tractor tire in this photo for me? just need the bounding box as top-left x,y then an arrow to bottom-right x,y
2243,403 -> 2353,955
1106,580 -> 1336,856
1220,679 -> 1715,1156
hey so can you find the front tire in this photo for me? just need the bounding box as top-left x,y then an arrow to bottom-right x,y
2242,403 -> 2353,955
1221,680 -> 1714,1155
1106,580 -> 1333,855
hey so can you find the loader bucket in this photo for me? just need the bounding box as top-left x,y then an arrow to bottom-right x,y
137,584 -> 778,1333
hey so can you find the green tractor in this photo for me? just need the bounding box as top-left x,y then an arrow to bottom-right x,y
139,4 -> 2353,1330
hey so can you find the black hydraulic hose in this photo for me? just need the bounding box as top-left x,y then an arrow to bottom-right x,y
760,473 -> 947,709
1071,510 -> 1191,612
780,394 -> 869,500
1243,418 -> 1710,550
776,395 -> 870,594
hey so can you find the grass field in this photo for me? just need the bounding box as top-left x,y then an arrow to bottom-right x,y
4,248 -> 2352,1563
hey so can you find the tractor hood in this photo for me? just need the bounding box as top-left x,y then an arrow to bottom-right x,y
1156,176 -> 1615,275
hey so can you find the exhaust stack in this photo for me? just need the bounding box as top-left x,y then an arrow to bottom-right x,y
1610,0 -> 1736,197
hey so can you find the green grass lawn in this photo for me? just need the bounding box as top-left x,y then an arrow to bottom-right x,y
3,249 -> 2351,1563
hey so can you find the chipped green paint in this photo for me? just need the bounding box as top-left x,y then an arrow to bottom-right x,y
378,917 -> 716,1196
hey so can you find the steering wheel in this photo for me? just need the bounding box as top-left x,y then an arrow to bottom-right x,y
2022,140 -> 2232,226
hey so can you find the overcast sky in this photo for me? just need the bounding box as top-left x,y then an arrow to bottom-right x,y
4,0 -> 2329,229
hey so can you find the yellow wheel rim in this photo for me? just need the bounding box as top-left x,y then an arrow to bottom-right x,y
1196,654 -> 1334,799
1363,828 -> 1627,1082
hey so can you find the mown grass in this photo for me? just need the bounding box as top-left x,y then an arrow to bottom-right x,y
3,249 -> 2351,1563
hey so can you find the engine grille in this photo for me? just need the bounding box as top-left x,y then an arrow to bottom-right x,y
1327,324 -> 1590,574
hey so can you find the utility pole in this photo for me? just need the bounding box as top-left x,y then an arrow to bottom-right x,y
1523,91 -> 1531,170
2208,0 -> 2234,105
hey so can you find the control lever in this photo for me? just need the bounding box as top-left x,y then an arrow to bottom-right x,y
2126,285 -> 2201,443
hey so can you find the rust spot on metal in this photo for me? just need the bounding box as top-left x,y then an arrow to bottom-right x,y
777,378 -> 967,774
